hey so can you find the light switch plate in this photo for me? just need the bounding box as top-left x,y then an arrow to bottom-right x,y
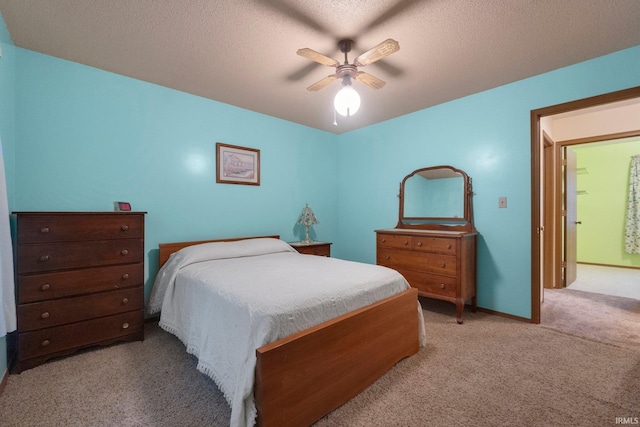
499,197 -> 507,208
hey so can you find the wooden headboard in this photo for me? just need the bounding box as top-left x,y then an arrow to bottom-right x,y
158,235 -> 280,268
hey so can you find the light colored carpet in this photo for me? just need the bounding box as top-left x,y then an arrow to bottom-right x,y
569,264 -> 640,300
0,298 -> 638,427
542,288 -> 640,350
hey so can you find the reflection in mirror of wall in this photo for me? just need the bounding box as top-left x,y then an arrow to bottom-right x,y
404,171 -> 464,219
398,165 -> 475,231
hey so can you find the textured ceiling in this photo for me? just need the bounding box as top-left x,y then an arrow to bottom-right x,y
1,0 -> 640,134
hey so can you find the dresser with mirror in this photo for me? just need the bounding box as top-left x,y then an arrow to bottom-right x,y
376,165 -> 477,323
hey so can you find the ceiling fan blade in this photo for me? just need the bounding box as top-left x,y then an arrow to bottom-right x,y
354,39 -> 400,67
355,72 -> 387,90
297,48 -> 340,67
307,74 -> 338,91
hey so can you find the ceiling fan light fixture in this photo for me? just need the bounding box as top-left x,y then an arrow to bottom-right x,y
334,77 -> 361,117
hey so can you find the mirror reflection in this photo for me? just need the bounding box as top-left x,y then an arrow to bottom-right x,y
404,170 -> 464,218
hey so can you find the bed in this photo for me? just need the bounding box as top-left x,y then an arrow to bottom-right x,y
148,236 -> 426,427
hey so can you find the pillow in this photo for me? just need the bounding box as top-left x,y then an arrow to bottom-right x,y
148,238 -> 296,313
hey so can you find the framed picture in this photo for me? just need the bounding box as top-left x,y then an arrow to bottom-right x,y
216,142 -> 260,185
114,201 -> 132,211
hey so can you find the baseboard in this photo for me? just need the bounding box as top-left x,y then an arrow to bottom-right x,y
0,367 -> 8,396
474,306 -> 535,323
578,262 -> 640,271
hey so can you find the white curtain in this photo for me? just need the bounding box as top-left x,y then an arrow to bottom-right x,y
0,137 -> 16,337
625,155 -> 640,255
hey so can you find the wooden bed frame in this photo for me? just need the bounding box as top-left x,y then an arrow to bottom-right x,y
158,235 -> 421,427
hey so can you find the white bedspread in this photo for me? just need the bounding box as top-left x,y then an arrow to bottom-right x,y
148,238 -> 426,427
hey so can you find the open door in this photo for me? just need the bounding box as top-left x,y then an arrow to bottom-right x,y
563,147 -> 578,287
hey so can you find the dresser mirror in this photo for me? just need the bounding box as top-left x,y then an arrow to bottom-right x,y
398,165 -> 475,232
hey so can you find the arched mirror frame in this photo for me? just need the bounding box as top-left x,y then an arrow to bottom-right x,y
397,165 -> 476,232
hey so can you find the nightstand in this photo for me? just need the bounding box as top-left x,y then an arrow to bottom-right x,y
289,241 -> 332,257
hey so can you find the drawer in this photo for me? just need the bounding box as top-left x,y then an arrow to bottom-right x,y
377,248 -> 457,276
18,310 -> 144,361
17,239 -> 144,273
377,233 -> 412,249
413,236 -> 457,255
18,264 -> 142,304
18,287 -> 143,332
17,213 -> 144,244
400,270 -> 457,298
294,244 -> 331,256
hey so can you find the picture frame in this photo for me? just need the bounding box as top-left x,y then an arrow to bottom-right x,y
114,201 -> 132,212
216,142 -> 260,186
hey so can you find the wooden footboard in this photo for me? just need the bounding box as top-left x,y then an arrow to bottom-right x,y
255,287 -> 420,427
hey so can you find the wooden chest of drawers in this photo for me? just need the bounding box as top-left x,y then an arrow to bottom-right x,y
376,228 -> 477,323
13,212 -> 146,372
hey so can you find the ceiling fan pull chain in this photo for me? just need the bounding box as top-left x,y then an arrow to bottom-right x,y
333,108 -> 337,126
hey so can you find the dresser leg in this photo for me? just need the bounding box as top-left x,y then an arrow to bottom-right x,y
455,301 -> 464,324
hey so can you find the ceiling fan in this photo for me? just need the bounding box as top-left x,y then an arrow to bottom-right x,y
297,38 -> 400,117
297,38 -> 400,92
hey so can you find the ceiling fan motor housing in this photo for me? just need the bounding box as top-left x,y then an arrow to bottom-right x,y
336,64 -> 358,79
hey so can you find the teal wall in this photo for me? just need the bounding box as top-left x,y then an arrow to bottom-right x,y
336,45 -> 640,319
574,139 -> 640,267
1,7 -> 640,377
14,48 -> 339,292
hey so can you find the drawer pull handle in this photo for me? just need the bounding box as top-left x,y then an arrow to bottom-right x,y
122,323 -> 129,329
41,284 -> 51,291
122,298 -> 129,305
41,339 -> 50,347
40,255 -> 50,262
41,312 -> 50,319
404,240 -> 409,246
447,244 -> 452,249
120,249 -> 129,256
440,283 -> 445,289
121,225 -> 129,231
381,238 -> 386,243
417,241 -> 423,247
40,227 -> 50,234
440,262 -> 446,268
385,255 -> 390,260
122,273 -> 130,280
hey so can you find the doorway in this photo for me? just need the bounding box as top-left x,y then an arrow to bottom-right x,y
555,136 -> 640,287
530,85 -> 640,324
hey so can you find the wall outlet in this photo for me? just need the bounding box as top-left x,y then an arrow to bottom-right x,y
498,197 -> 507,208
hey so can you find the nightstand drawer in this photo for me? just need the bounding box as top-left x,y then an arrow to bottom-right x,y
289,242 -> 332,257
